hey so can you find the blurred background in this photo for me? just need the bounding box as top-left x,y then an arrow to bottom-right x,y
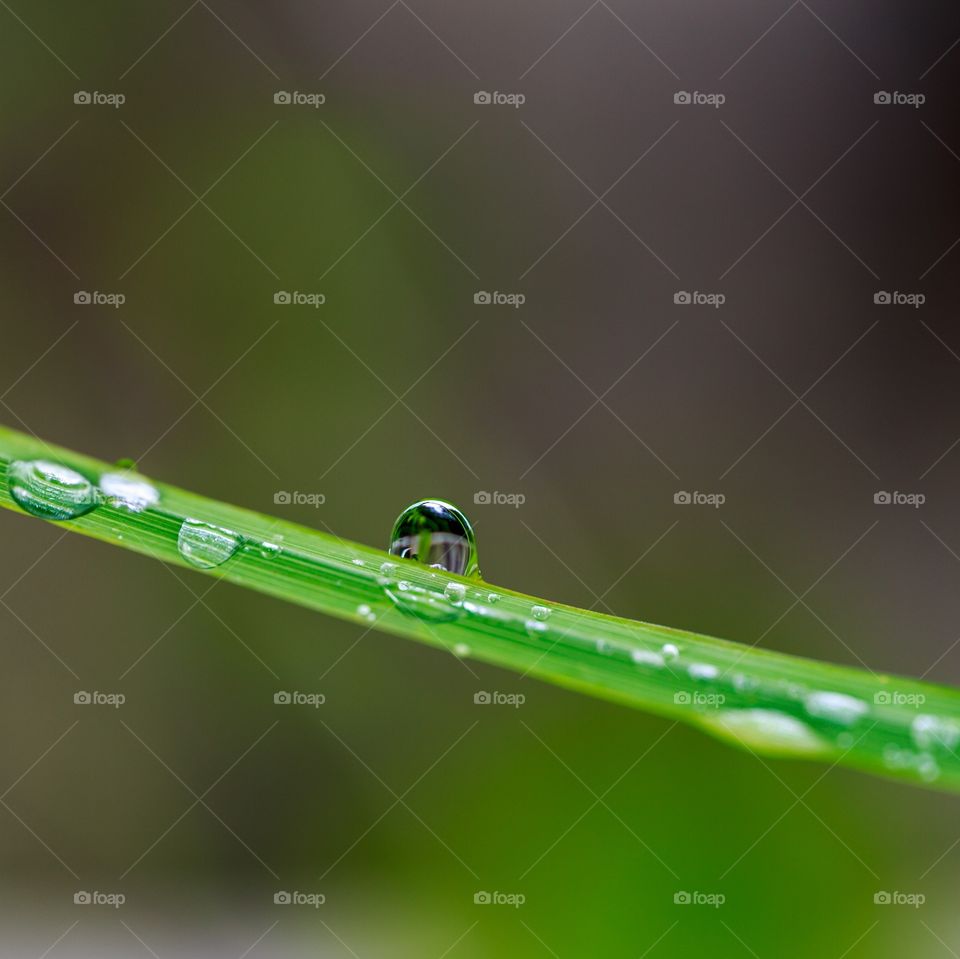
2,0 -> 960,955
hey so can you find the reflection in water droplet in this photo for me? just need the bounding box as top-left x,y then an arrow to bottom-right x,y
531,605 -> 551,621
177,519 -> 242,569
99,471 -> 160,513
388,500 -> 480,577
700,709 -> 829,758
385,578 -> 463,624
7,459 -> 99,521
805,691 -> 868,727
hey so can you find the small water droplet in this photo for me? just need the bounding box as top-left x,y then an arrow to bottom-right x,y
661,643 -> 680,660
356,603 -> 375,623
531,605 -> 551,621
804,691 -> 868,727
388,499 -> 480,577
385,578 -> 463,624
453,643 -> 470,657
177,518 -> 242,569
259,542 -> 281,559
525,619 -> 548,636
351,558 -> 365,567
911,714 -> 960,753
444,582 -> 467,604
688,663 -> 719,681
631,649 -> 665,668
486,592 -> 501,604
99,471 -> 160,513
7,459 -> 99,521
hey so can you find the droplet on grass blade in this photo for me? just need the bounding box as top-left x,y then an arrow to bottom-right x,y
7,459 -> 99,521
388,500 -> 479,578
177,518 -> 242,569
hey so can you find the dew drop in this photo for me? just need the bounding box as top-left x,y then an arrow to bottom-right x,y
99,471 -> 160,513
356,603 -> 375,623
631,649 -> 665,668
486,592 -> 501,604
804,691 -> 868,727
453,643 -> 471,657
388,499 -> 480,577
7,459 -> 99,521
661,643 -> 680,660
700,709 -> 829,758
177,518 -> 242,569
531,605 -> 551,622
444,582 -> 467,604
525,619 -> 549,636
385,579 -> 463,624
351,558 -> 365,567
688,663 -> 719,681
911,714 -> 960,753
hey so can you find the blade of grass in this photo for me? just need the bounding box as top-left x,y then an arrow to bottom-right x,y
1,424 -> 958,791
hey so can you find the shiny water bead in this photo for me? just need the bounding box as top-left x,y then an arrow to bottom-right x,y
388,500 -> 479,578
7,459 -> 99,521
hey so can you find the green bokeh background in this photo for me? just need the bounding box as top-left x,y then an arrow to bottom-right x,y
2,2 -> 960,956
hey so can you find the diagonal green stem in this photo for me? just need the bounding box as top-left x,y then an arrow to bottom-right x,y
1,424 -> 959,791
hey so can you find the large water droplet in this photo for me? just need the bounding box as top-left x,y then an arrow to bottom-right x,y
804,691 -> 868,727
388,499 -> 479,577
700,709 -> 829,758
177,518 -> 242,569
99,471 -> 160,513
7,459 -> 99,521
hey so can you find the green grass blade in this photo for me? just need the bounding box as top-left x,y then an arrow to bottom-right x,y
1,424 -> 958,791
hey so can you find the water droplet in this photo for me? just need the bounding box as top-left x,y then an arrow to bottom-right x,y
661,643 -> 680,660
351,558 -> 365,567
453,643 -> 470,657
631,649 -> 665,668
688,663 -> 719,681
388,499 -> 479,577
259,542 -> 281,559
486,592 -> 501,603
804,691 -> 868,727
700,709 -> 828,758
444,582 -> 467,604
99,471 -> 160,513
911,714 -> 960,753
386,579 -> 463,624
7,459 -> 98,521
525,619 -> 549,636
531,605 -> 551,621
177,519 -> 242,569
356,603 -> 375,623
